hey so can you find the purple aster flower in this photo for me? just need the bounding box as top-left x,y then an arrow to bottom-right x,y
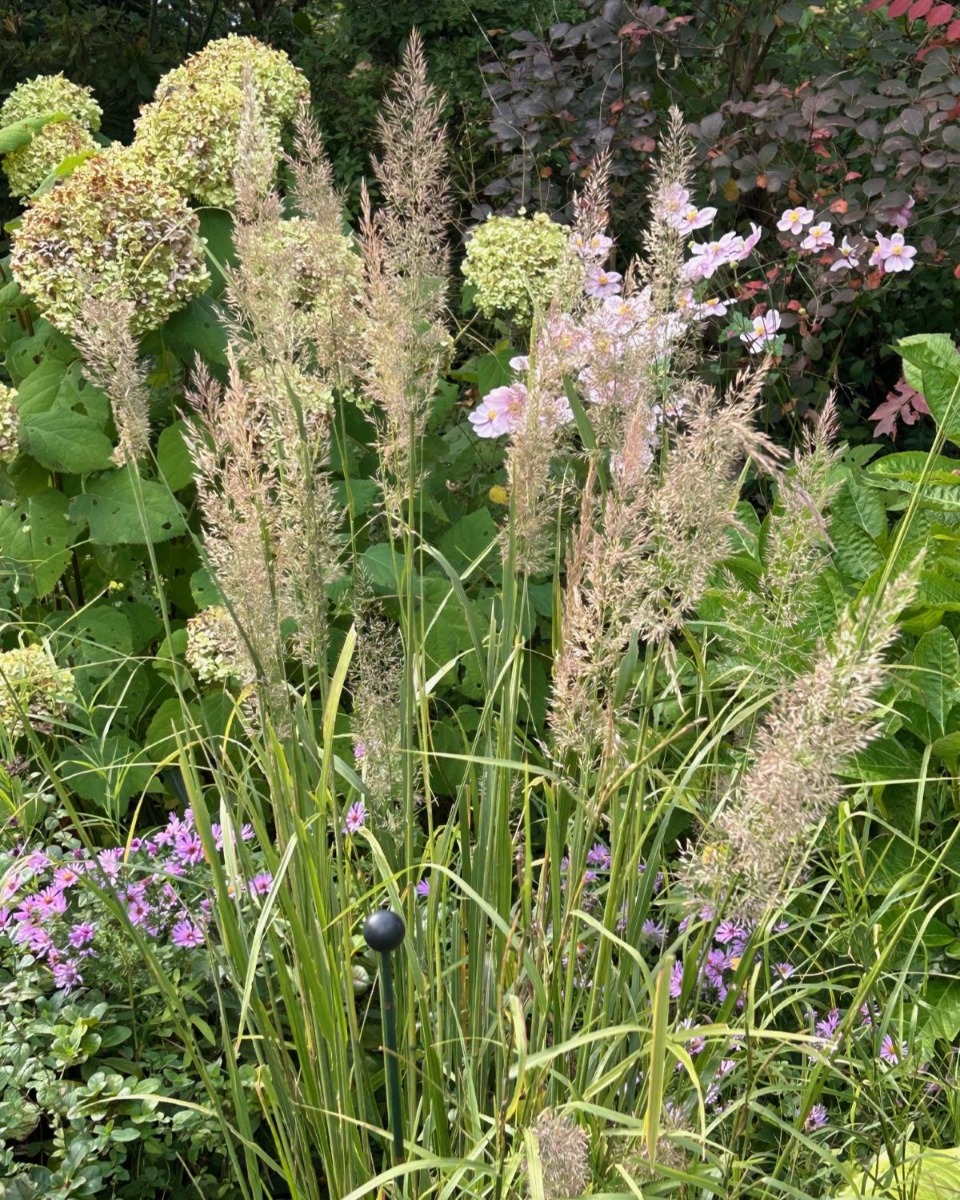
173,829 -> 205,866
53,865 -> 82,889
343,801 -> 366,835
52,958 -> 82,991
353,740 -> 367,760
240,824 -> 255,842
127,897 -> 152,926
641,918 -> 666,944
68,922 -> 96,949
0,874 -> 22,903
804,1104 -> 828,1132
24,851 -> 49,872
774,962 -> 795,979
171,919 -> 205,949
715,920 -> 747,946
35,886 -> 68,920
880,1034 -> 907,1064
670,959 -> 684,999
248,872 -> 273,897
586,843 -> 611,869
415,879 -> 430,898
816,1008 -> 841,1042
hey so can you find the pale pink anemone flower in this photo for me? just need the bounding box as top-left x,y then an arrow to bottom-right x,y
740,309 -> 782,354
777,206 -> 814,235
468,382 -> 527,438
869,232 -> 916,273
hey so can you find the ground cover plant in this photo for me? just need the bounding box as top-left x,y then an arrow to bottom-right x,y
1,12 -> 960,1200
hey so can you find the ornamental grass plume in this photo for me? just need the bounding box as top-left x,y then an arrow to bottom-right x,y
10,145 -> 209,339
527,1109 -> 591,1200
679,564 -> 920,917
359,31 -> 452,519
131,34 -> 309,207
186,84 -> 346,705
0,73 -> 101,199
72,296 -> 152,465
348,609 -> 406,823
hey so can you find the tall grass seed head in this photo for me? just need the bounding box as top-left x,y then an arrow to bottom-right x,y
528,1109 -> 591,1200
10,145 -> 210,338
0,642 -> 76,738
132,34 -> 309,207
462,210 -> 574,323
0,383 -> 20,464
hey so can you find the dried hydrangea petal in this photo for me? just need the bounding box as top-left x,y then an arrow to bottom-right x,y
0,642 -> 76,738
10,145 -> 210,338
131,34 -> 309,208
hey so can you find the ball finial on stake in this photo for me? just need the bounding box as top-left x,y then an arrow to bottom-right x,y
363,908 -> 406,1162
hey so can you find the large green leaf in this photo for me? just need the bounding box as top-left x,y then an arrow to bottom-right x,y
57,735 -> 155,818
908,626 -> 960,735
161,293 -> 229,366
19,407 -> 115,473
898,334 -> 960,447
0,487 -> 74,597
156,419 -> 196,492
438,508 -> 499,573
833,1142 -> 960,1198
69,467 -> 186,545
0,114 -> 57,154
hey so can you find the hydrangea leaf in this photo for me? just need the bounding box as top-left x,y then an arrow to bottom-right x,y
57,734 -> 155,818
69,467 -> 186,545
157,419 -> 195,492
19,407 -> 115,474
0,486 -> 74,597
0,114 -> 55,155
161,294 -> 229,366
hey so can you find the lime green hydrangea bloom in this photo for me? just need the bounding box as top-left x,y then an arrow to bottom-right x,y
132,34 -> 310,208
461,210 -> 574,323
186,606 -> 252,685
10,145 -> 210,339
1,73 -> 102,199
0,383 -> 20,465
0,642 -> 76,738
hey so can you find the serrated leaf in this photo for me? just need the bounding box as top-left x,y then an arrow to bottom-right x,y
161,293 -> 228,366
19,408 -> 115,473
15,358 -> 67,414
829,517 -> 885,581
69,467 -> 186,545
833,475 -> 887,538
438,508 -> 499,572
0,487 -> 74,596
3,319 -> 75,386
867,451 -> 960,485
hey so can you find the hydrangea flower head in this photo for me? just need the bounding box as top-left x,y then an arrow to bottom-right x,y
130,35 -> 308,207
0,74 -> 102,199
0,383 -> 20,465
11,145 -> 209,338
186,606 -> 254,686
461,210 -> 574,323
0,642 -> 76,738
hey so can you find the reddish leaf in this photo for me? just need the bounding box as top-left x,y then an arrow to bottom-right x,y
927,3 -> 956,25
870,378 -> 930,441
888,0 -> 914,14
947,17 -> 960,36
953,261 -> 960,278
830,197 -> 849,213
862,0 -> 888,9
843,171 -> 863,182
908,0 -> 934,18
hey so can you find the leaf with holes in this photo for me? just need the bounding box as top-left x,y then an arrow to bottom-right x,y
0,487 -> 74,597
69,468 -> 186,545
19,408 -> 115,474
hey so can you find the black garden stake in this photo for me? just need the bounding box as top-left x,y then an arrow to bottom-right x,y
363,908 -> 406,1162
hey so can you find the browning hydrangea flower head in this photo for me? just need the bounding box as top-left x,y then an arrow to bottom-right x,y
462,210 -> 577,323
1,73 -> 102,199
0,642 -> 76,738
0,383 -> 20,465
132,35 -> 309,207
10,145 -> 210,338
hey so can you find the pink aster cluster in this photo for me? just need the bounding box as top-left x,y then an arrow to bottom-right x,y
0,808 -> 269,994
